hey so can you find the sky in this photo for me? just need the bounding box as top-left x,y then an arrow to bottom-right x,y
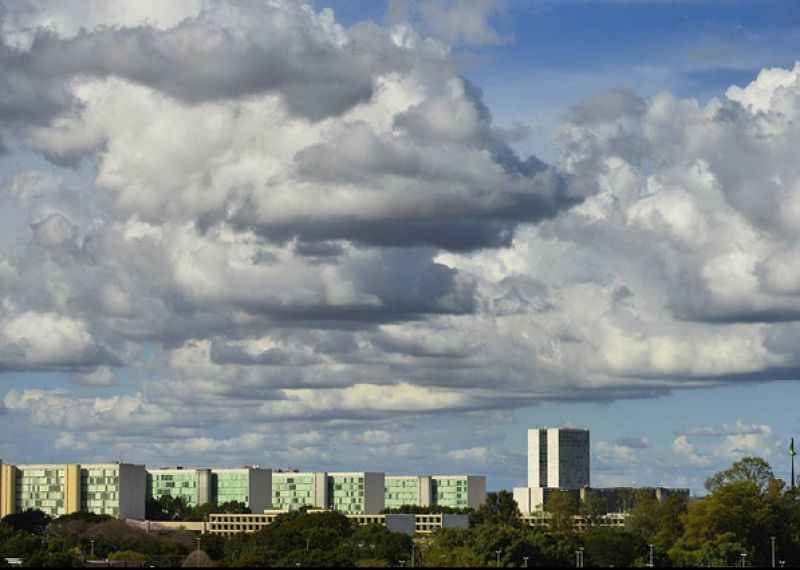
1,0 -> 799,496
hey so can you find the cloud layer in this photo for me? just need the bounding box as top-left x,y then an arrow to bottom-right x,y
0,1 -> 799,486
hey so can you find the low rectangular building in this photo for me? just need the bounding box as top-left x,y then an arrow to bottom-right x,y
206,511 -> 467,536
579,486 -> 690,513
328,472 -> 385,514
385,475 -> 432,509
213,468 -> 271,513
272,471 -> 328,511
147,468 -> 210,508
0,461 -> 146,519
146,467 -> 271,512
431,475 -> 486,510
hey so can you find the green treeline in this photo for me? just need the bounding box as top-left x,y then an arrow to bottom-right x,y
425,456 -> 800,567
1,456 -> 799,567
145,496 -> 251,521
0,509 -> 413,567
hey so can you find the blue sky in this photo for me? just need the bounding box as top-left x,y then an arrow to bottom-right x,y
1,0 -> 800,496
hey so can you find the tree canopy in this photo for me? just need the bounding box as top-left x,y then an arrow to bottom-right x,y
705,456 -> 776,494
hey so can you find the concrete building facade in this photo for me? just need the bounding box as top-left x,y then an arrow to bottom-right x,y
272,472 -> 328,511
146,467 -> 271,512
0,461 -> 146,519
206,511 -> 470,536
515,427 -> 690,515
528,428 -> 590,490
384,475 -> 486,510
328,472 -> 385,514
385,476 -> 432,509
579,486 -> 690,513
431,476 -> 486,510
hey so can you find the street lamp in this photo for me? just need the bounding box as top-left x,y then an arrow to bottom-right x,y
740,553 -> 747,568
523,555 -> 529,568
496,549 -> 502,567
576,547 -> 585,568
771,536 -> 777,568
89,539 -> 95,558
648,544 -> 655,568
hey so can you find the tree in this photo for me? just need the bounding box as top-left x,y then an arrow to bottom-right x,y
56,512 -> 112,524
583,527 -> 646,567
625,490 -> 660,541
545,490 -> 578,532
182,550 -> 214,567
579,490 -> 608,527
348,524 -> 413,566
526,529 -> 583,567
147,495 -> 192,521
672,479 -> 781,566
2,510 -> 51,534
199,533 -> 227,561
423,528 -> 481,567
383,505 -> 471,515
22,550 -> 81,568
470,491 -> 521,527
469,523 -> 538,567
705,456 -> 775,494
670,531 -> 750,568
109,550 -> 149,562
218,501 -> 250,514
652,494 -> 688,553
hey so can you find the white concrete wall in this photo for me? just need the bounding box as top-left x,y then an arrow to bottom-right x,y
513,487 -> 532,514
547,428 -> 561,488
527,429 -> 541,487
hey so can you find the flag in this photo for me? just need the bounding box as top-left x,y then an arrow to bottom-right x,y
791,438 -> 797,457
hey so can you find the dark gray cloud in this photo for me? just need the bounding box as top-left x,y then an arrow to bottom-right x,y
0,3 -> 404,122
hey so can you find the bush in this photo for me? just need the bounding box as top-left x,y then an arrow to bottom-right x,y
182,550 -> 214,567
109,550 -> 149,562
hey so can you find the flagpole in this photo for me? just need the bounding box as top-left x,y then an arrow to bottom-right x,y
792,438 -> 796,492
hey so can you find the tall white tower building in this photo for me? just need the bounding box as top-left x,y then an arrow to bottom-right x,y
515,427 -> 590,513
528,427 -> 590,489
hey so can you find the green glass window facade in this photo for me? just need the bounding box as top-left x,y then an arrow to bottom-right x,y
432,477 -> 469,509
214,471 -> 249,506
328,475 -> 365,514
147,472 -> 199,506
81,467 -> 120,517
385,478 -> 420,509
272,474 -> 317,510
16,468 -> 67,517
